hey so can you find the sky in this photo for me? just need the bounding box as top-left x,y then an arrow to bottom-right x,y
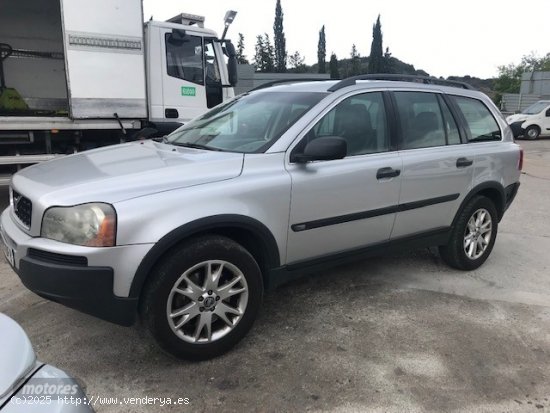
142,0 -> 550,79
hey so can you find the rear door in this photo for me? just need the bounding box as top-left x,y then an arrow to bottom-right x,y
60,0 -> 147,119
390,91 -> 478,239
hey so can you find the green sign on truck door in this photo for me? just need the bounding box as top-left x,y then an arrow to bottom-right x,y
181,86 -> 196,96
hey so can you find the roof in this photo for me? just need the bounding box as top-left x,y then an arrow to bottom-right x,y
252,79 -> 484,99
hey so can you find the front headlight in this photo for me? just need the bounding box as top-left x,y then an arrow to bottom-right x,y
41,203 -> 116,247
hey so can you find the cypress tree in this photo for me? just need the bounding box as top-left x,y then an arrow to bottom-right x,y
368,15 -> 383,74
350,44 -> 361,76
317,25 -> 326,73
329,53 -> 339,79
273,0 -> 287,72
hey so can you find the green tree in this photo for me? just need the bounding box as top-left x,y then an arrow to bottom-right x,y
273,0 -> 287,72
329,53 -> 339,79
253,34 -> 275,72
253,35 -> 265,71
493,52 -> 550,104
383,47 -> 393,73
236,33 -> 249,64
264,33 -> 276,72
368,15 -> 383,74
289,51 -> 307,73
349,44 -> 361,76
317,25 -> 326,74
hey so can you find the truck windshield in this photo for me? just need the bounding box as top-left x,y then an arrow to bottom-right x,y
522,101 -> 549,115
165,91 -> 328,153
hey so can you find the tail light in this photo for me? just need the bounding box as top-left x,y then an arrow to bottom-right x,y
518,148 -> 524,171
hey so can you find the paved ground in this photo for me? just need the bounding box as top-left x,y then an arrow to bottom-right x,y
2,139 -> 550,412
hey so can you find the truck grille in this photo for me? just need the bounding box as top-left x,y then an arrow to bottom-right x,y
12,189 -> 32,228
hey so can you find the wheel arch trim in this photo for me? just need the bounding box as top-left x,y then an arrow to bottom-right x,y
452,181 -> 506,227
128,215 -> 281,298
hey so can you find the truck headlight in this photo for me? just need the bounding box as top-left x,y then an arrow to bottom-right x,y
41,203 -> 116,247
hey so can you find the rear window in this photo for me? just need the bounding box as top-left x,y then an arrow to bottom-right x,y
451,96 -> 501,142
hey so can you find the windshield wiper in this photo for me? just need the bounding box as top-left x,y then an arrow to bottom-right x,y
170,142 -> 224,151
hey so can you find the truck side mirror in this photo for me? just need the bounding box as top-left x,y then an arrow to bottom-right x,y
224,41 -> 238,87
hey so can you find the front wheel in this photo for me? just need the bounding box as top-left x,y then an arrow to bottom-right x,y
524,125 -> 540,140
439,195 -> 498,270
140,235 -> 263,360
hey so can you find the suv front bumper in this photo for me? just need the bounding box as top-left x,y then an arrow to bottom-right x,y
17,256 -> 136,326
1,208 -> 152,326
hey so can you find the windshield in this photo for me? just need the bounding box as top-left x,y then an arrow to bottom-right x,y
166,91 -> 328,153
522,101 -> 550,115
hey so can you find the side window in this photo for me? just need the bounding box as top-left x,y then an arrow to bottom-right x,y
165,33 -> 204,85
394,92 -> 447,149
204,40 -> 221,84
301,92 -> 389,156
546,107 -> 550,117
451,96 -> 501,142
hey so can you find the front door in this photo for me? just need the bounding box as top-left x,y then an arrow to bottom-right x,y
286,91 -> 402,263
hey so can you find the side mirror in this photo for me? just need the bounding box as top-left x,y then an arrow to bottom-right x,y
224,41 -> 238,87
291,136 -> 347,163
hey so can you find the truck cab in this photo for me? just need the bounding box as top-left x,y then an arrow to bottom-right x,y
145,15 -> 236,132
0,0 -> 237,181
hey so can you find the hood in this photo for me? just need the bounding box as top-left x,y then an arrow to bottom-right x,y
12,141 -> 244,205
506,114 -> 528,124
0,314 -> 36,401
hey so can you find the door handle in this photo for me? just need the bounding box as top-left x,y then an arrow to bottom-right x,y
456,157 -> 473,168
376,167 -> 401,179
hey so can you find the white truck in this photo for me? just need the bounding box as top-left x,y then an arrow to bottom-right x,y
0,0 -> 238,184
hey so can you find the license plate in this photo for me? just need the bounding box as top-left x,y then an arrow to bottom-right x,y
0,225 -> 15,268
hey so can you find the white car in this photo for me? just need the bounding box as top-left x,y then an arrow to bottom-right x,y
506,100 -> 550,139
0,314 -> 93,412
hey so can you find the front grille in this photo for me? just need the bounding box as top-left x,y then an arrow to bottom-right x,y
27,248 -> 88,267
12,189 -> 32,228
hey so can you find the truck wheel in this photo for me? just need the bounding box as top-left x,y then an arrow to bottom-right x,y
140,235 -> 263,360
439,195 -> 498,271
525,125 -> 540,140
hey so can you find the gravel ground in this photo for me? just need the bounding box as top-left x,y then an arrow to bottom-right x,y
1,139 -> 550,412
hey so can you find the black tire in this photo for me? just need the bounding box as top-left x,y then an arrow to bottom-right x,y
524,125 -> 540,140
439,195 -> 498,271
140,235 -> 263,360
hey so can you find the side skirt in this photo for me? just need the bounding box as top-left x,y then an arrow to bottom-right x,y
266,227 -> 451,290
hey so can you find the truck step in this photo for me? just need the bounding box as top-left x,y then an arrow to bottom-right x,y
0,154 -> 64,166
0,175 -> 12,186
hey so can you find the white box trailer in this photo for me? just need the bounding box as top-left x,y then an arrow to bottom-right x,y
0,0 -> 238,183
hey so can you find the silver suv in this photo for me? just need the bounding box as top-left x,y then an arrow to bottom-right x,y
1,75 -> 522,360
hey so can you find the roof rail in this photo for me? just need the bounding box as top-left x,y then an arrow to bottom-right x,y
249,78 -> 330,92
327,74 -> 475,92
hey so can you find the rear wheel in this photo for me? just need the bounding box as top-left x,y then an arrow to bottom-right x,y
524,125 -> 540,140
140,235 -> 263,360
439,195 -> 498,270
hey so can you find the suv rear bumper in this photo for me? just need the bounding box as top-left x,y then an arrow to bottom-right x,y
18,256 -> 137,326
505,182 -> 520,211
